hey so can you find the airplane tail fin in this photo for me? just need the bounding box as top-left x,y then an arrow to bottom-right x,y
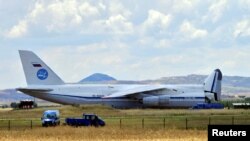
19,50 -> 64,85
203,69 -> 222,101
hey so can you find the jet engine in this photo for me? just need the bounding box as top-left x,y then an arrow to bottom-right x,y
143,95 -> 170,106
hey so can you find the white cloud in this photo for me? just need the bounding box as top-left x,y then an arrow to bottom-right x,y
4,0 -> 136,37
158,0 -> 199,14
234,19 -> 250,38
108,0 -> 131,18
78,2 -> 100,18
38,42 -> 130,82
29,2 -> 45,20
2,0 -> 250,89
44,0 -> 83,32
145,10 -> 171,27
158,39 -> 171,48
203,0 -> 228,23
98,2 -> 106,10
179,21 -> 207,39
6,20 -> 28,38
239,0 -> 250,9
105,15 -> 133,33
5,0 -> 103,37
93,14 -> 133,34
172,0 -> 199,13
138,37 -> 171,49
142,10 -> 171,34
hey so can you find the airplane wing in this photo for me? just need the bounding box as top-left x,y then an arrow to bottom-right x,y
17,88 -> 53,93
103,85 -> 168,98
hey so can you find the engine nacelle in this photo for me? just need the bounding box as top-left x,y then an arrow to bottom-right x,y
143,95 -> 170,106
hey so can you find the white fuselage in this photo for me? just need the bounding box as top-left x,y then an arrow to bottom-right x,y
20,84 -> 206,108
17,50 -> 221,109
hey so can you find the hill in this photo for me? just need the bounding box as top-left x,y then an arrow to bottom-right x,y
79,73 -> 250,88
141,75 -> 250,87
79,73 -> 116,83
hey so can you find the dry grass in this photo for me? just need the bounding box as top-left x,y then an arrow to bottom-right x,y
0,108 -> 12,111
0,105 -> 249,140
0,126 -> 207,141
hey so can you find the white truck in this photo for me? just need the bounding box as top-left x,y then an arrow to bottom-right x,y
41,110 -> 60,127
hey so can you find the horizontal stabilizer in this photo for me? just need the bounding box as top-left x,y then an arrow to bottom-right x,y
17,88 -> 53,93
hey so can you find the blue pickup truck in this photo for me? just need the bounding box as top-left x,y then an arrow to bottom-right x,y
65,114 -> 105,127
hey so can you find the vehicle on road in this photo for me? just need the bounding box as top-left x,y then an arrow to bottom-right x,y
65,113 -> 105,127
41,110 -> 60,127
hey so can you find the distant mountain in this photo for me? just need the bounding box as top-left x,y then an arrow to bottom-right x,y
222,76 -> 250,87
78,73 -> 250,96
79,73 -> 116,83
142,75 -> 250,87
140,74 -> 206,84
78,73 -> 250,88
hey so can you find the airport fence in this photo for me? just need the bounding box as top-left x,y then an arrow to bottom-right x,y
0,115 -> 250,130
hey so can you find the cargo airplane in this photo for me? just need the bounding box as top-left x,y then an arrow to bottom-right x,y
17,50 -> 222,108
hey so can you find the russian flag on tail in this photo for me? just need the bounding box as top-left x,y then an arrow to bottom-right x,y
32,63 -> 42,67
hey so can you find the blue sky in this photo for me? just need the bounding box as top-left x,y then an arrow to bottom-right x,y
1,0 -> 250,89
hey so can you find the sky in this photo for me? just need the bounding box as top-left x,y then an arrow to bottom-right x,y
1,0 -> 250,89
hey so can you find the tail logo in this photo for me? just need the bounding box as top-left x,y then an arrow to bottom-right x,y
37,69 -> 48,80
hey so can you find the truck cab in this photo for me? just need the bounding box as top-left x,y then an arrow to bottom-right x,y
41,110 -> 60,127
83,114 -> 105,127
65,113 -> 105,127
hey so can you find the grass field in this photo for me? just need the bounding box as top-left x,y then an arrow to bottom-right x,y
0,105 -> 249,140
0,126 -> 207,141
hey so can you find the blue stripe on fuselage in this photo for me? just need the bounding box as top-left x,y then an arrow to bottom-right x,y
50,94 -> 204,100
50,93 -> 127,99
170,97 -> 204,99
